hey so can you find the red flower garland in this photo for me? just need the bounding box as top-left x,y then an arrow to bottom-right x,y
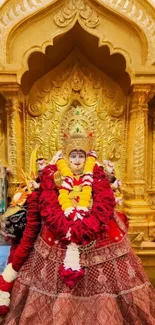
0,306 -> 9,315
39,163 -> 116,245
59,265 -> 85,288
11,163 -> 125,274
0,275 -> 14,315
0,275 -> 14,292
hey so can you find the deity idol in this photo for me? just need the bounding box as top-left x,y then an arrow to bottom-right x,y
0,107 -> 155,325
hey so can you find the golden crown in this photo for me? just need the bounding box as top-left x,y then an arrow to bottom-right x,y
59,105 -> 95,157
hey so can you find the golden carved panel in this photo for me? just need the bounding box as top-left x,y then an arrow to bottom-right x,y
0,98 -> 6,165
24,49 -> 126,179
54,0 -> 99,28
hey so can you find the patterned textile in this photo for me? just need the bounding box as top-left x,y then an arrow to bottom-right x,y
4,235 -> 155,325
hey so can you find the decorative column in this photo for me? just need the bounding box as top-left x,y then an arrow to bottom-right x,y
145,104 -> 155,242
4,86 -> 24,196
149,106 -> 155,190
124,84 -> 155,237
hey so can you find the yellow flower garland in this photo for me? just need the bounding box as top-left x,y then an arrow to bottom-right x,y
56,156 -> 96,211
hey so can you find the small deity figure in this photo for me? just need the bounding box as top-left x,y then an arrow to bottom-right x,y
103,159 -> 124,207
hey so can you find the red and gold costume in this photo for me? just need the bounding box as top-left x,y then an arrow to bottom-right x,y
0,108 -> 155,324
0,160 -> 154,324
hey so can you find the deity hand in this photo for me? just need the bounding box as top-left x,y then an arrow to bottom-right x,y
49,151 -> 63,165
28,180 -> 40,190
115,196 -> 124,206
103,160 -> 115,174
6,167 -> 13,176
88,150 -> 97,158
112,179 -> 122,190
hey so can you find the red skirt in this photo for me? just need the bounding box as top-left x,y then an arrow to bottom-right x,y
4,235 -> 155,325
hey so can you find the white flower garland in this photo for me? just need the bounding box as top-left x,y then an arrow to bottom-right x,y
0,291 -> 10,307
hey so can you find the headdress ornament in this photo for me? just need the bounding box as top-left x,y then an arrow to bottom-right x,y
60,106 -> 95,157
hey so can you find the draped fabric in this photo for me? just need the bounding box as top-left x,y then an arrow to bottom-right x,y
4,235 -> 155,325
2,163 -> 155,324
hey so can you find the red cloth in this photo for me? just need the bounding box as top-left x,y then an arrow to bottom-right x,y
59,265 -> 85,288
0,275 -> 14,292
0,306 -> 9,315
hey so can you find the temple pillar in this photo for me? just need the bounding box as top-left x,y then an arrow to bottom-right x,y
0,83 -> 24,196
124,84 -> 155,240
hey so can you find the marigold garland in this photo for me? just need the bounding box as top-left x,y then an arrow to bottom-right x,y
56,153 -> 96,214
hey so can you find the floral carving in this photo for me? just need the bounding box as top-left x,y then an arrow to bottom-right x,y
54,0 -> 99,28
26,49 -> 125,178
6,96 -> 22,182
129,85 -> 155,183
99,0 -> 155,64
133,112 -> 145,181
27,102 -> 44,117
151,112 -> 155,188
107,138 -> 121,161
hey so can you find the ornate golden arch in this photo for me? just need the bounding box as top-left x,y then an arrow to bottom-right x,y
3,0 -> 149,84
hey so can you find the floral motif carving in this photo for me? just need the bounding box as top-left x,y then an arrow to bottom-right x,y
25,49 -> 125,178
151,111 -> 155,188
129,85 -> 155,182
28,50 -> 123,117
27,101 -> 44,117
9,97 -> 24,181
6,99 -> 18,181
132,111 -> 145,181
54,0 -> 99,28
99,0 -> 155,64
0,0 -> 154,51
107,139 -> 121,161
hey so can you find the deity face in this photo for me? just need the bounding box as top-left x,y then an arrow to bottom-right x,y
69,150 -> 86,174
36,158 -> 46,171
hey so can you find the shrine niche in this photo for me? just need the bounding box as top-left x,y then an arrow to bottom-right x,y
0,0 -> 155,283
24,49 -> 126,181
